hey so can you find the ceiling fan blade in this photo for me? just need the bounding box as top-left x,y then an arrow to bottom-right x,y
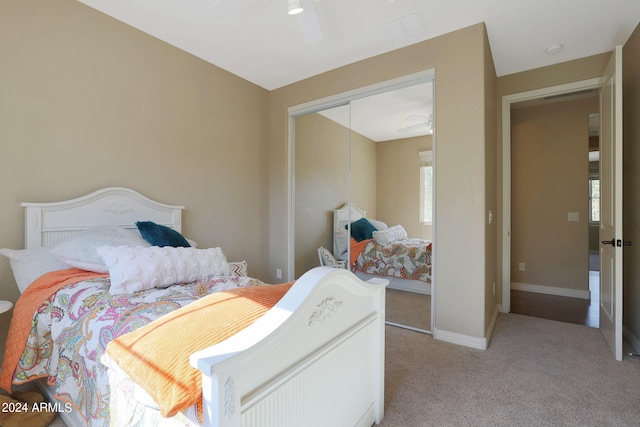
406,114 -> 429,122
398,122 -> 431,133
297,0 -> 323,44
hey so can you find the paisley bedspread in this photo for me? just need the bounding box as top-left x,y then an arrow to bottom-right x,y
355,238 -> 432,282
11,274 -> 265,426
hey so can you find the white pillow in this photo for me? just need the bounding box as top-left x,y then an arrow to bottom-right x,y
0,247 -> 71,293
335,228 -> 349,259
50,226 -> 150,273
372,224 -> 408,246
368,219 -> 388,231
97,246 -> 230,295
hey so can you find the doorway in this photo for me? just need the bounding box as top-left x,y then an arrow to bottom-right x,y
501,78 -> 602,320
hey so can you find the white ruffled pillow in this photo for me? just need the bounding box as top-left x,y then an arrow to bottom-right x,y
372,224 -> 408,246
97,246 -> 230,295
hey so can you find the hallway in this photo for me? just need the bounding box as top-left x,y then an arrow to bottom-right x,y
510,271 -> 599,328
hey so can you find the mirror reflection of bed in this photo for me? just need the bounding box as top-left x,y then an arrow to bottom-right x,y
334,204 -> 432,333
292,77 -> 434,333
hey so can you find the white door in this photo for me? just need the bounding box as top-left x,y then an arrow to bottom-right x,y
599,45 -> 624,361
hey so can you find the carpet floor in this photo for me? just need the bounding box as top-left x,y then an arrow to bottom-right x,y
380,312 -> 640,426
385,288 -> 431,332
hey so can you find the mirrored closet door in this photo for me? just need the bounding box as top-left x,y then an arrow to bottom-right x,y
290,73 -> 435,333
294,104 -> 350,278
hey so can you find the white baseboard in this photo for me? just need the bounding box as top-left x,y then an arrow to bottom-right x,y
511,282 -> 591,300
432,306 -> 499,351
433,327 -> 487,350
623,326 -> 640,355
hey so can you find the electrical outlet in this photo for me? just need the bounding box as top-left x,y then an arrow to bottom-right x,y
519,262 -> 525,272
276,268 -> 282,279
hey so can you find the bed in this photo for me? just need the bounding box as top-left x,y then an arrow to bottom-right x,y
0,187 -> 387,427
333,203 -> 432,295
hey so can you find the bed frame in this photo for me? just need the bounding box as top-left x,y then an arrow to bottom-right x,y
333,202 -> 431,295
20,187 -> 387,427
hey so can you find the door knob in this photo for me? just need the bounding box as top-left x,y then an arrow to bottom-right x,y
601,239 -> 632,247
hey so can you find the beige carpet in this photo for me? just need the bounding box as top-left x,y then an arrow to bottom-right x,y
385,289 -> 431,332
380,313 -> 640,426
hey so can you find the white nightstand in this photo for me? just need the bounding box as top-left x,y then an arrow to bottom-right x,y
0,300 -> 13,314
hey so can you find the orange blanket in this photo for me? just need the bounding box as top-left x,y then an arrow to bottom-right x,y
105,282 -> 294,418
350,238 -> 373,268
0,269 -> 108,392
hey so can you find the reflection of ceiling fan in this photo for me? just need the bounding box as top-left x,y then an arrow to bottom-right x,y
399,114 -> 433,134
289,0 -> 324,44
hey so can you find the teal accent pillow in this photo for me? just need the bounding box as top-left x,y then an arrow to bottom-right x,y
136,221 -> 191,247
347,217 -> 377,242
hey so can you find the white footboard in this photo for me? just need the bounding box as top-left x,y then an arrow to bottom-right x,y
190,267 -> 387,427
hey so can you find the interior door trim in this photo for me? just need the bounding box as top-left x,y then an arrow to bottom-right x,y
500,77 -> 601,313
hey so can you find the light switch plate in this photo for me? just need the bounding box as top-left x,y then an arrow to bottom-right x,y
568,212 -> 579,222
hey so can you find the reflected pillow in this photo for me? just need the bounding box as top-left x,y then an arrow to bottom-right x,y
136,221 -> 191,248
372,224 -> 408,246
334,228 -> 349,260
347,217 -> 377,242
368,219 -> 388,231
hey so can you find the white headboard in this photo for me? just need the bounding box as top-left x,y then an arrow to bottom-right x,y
22,187 -> 185,249
332,203 -> 367,260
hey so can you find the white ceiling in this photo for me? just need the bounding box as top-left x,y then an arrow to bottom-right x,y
318,81 -> 434,142
77,0 -> 639,141
77,0 -> 640,91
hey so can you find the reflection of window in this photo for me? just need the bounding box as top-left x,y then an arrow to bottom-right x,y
589,178 -> 600,223
419,151 -> 433,225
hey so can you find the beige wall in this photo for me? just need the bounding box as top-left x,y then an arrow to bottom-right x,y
270,23 -> 497,341
377,135 -> 432,239
351,131 -> 379,219
623,23 -> 640,351
483,30 -> 498,332
0,0 -> 270,357
510,97 -> 598,293
293,112 -> 377,276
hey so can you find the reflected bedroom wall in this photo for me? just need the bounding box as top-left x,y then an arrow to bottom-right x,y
377,135 -> 432,240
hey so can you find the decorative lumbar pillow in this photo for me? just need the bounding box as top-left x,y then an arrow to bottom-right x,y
49,226 -> 150,273
372,224 -> 408,246
97,246 -> 229,295
228,260 -> 248,277
136,221 -> 191,248
0,247 -> 71,293
347,217 -> 377,242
